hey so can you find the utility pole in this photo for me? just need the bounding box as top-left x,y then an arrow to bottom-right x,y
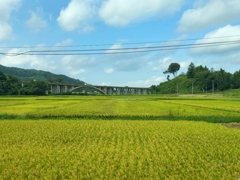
177,82 -> 179,96
212,80 -> 214,95
192,82 -> 193,95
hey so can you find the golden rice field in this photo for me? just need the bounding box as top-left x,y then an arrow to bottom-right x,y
0,95 -> 240,122
0,120 -> 240,179
0,95 -> 240,179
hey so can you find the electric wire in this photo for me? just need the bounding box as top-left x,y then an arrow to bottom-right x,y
0,35 -> 240,56
8,41 -> 239,56
1,34 -> 240,49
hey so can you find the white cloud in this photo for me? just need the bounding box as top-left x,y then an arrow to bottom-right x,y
25,11 -> 48,32
125,76 -> 165,87
190,25 -> 240,55
0,22 -> 12,40
0,0 -> 20,21
105,44 -> 123,53
57,0 -> 96,32
99,0 -> 184,26
57,0 -> 185,31
180,60 -> 192,70
152,57 -> 173,71
105,43 -> 152,55
0,0 -> 21,40
229,52 -> 240,63
0,48 -> 56,71
104,68 -> 114,73
55,39 -> 73,47
103,43 -> 154,72
178,0 -> 240,33
70,69 -> 86,76
61,55 -> 96,68
114,58 -> 146,72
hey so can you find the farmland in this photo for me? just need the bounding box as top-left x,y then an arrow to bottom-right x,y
0,95 -> 240,179
0,95 -> 240,122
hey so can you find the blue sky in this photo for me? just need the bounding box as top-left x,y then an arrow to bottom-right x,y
0,0 -> 240,87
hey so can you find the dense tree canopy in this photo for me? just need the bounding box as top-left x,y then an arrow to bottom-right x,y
152,62 -> 240,94
164,63 -> 181,78
0,71 -> 48,95
19,80 -> 48,95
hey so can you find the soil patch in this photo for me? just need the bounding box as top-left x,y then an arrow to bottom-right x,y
221,123 -> 240,130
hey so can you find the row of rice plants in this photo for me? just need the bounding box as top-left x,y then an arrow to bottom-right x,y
162,99 -> 240,113
0,120 -> 240,179
0,97 -> 82,116
25,98 -> 240,121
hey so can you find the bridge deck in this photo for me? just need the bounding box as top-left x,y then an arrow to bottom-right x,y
48,83 -> 151,95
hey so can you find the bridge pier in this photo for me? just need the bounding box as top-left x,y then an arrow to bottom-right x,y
107,87 -> 113,95
117,88 -> 121,95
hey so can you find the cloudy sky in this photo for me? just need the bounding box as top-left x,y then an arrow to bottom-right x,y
0,0 -> 240,87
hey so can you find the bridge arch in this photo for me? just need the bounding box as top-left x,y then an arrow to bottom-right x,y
70,85 -> 106,95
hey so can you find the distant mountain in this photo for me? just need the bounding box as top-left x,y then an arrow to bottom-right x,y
0,64 -> 85,85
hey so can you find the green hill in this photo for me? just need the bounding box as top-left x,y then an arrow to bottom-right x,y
0,64 -> 85,85
151,63 -> 240,95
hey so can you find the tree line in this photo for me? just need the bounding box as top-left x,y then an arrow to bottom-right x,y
0,71 -> 47,95
151,62 -> 240,94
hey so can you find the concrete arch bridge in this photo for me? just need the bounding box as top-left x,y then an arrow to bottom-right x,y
49,83 -> 151,95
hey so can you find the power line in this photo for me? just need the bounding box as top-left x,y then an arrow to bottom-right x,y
1,34 -> 240,49
1,37 -> 240,56
1,40 -> 240,56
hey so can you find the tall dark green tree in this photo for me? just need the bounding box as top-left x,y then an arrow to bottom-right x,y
164,63 -> 181,78
232,70 -> 240,89
187,62 -> 195,78
213,69 -> 232,91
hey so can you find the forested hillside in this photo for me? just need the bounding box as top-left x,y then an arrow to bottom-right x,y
152,62 -> 240,94
0,70 -> 48,95
0,64 -> 85,85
